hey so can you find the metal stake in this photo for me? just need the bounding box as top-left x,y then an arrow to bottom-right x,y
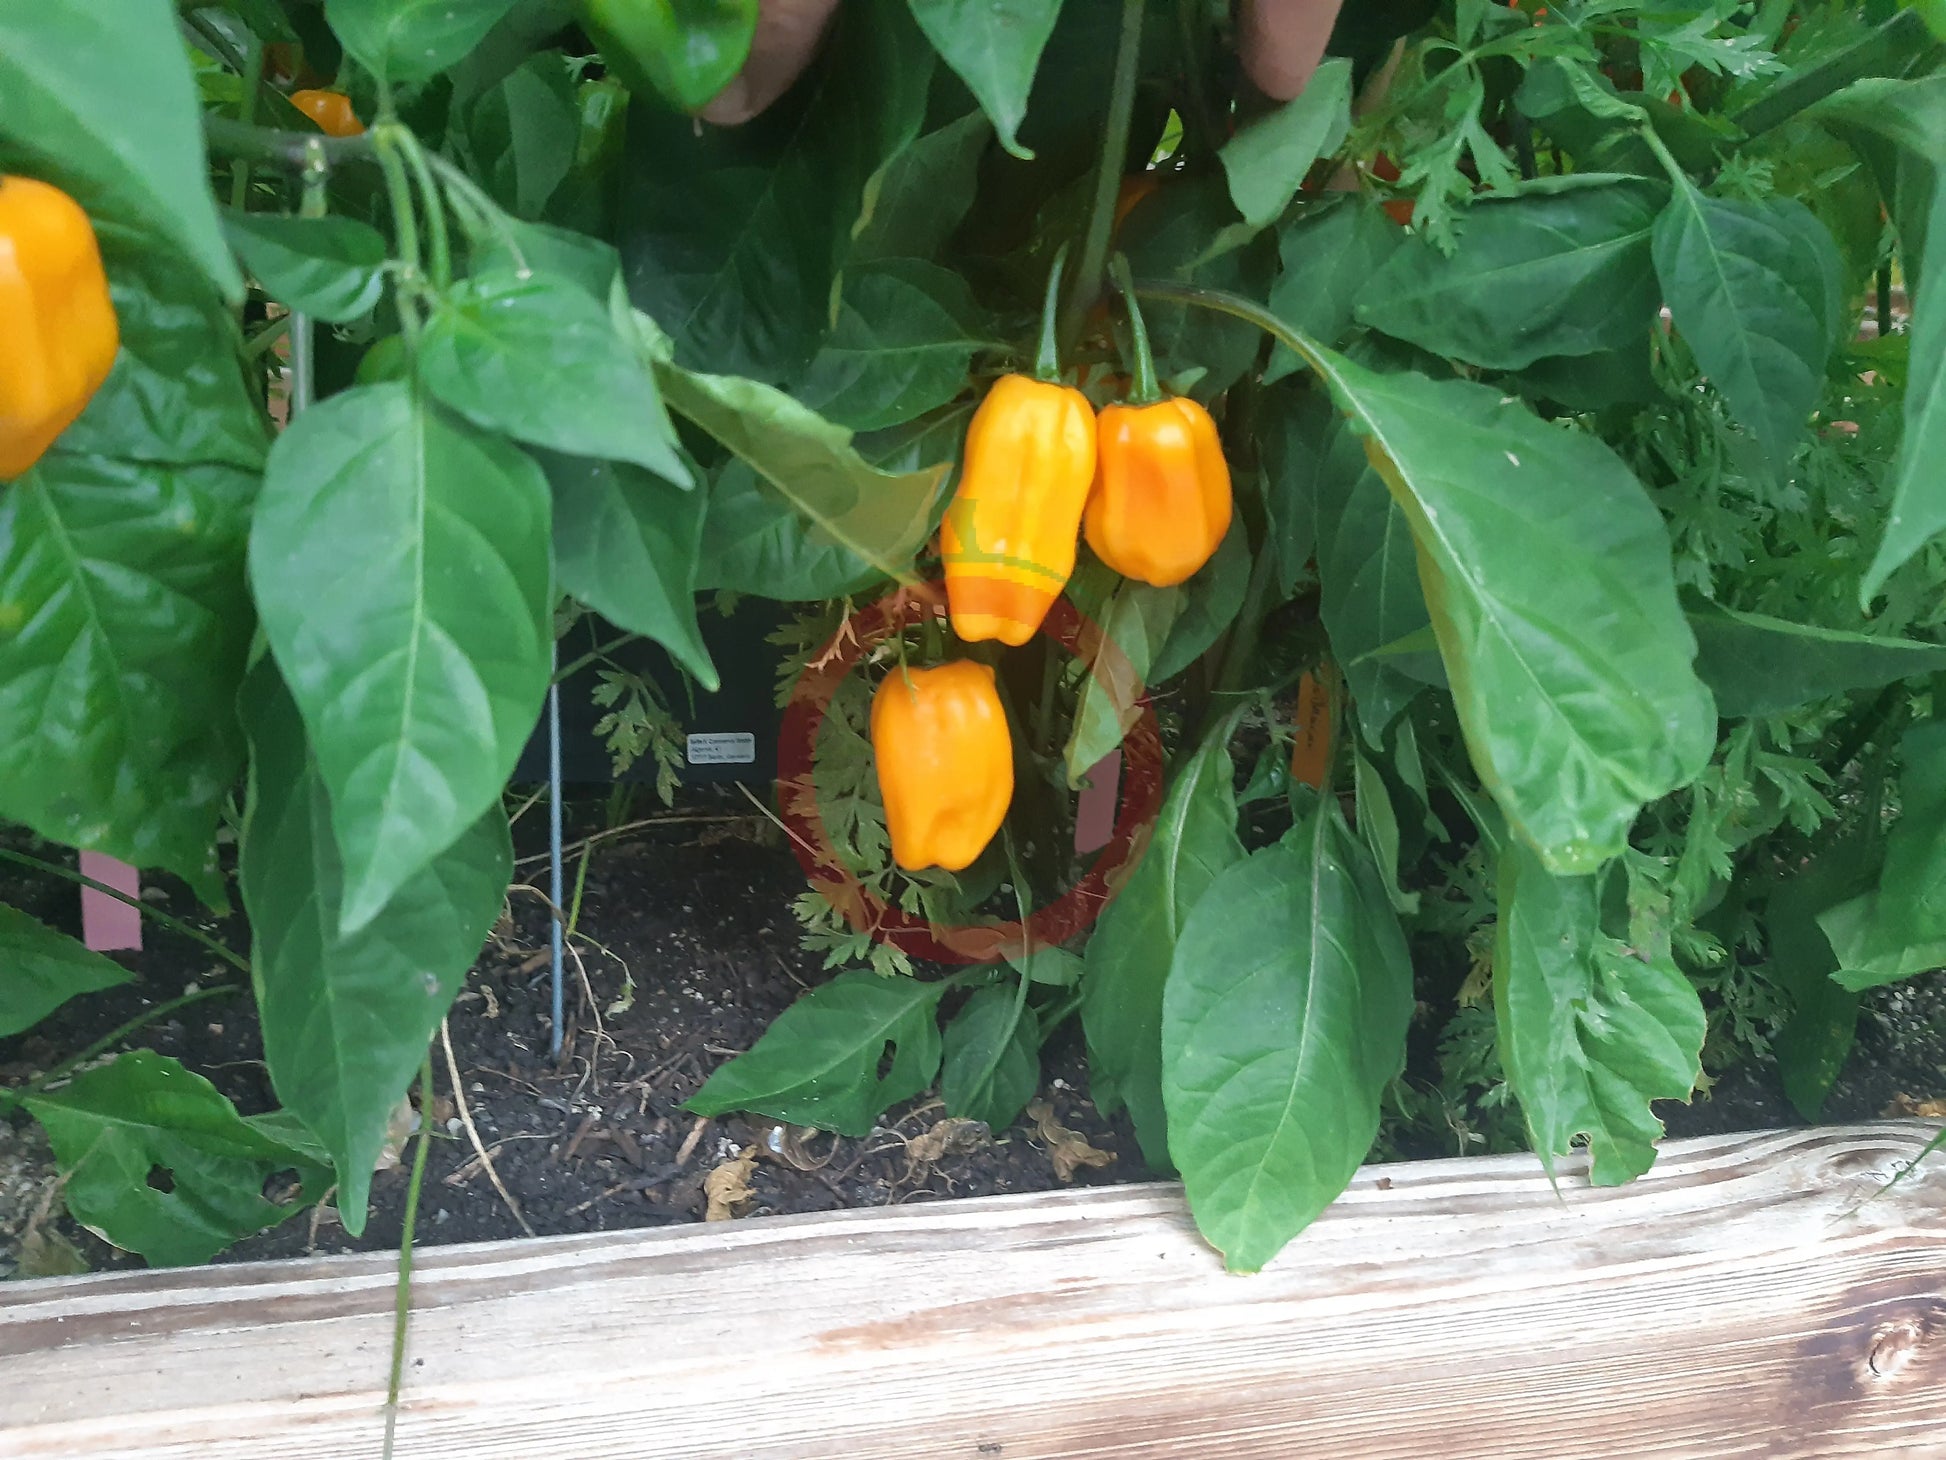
547,675 -> 565,1058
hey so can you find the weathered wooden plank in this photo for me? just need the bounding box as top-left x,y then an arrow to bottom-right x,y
3,1122 -> 1944,1459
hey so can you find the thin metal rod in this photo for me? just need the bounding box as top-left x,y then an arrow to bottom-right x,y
548,675 -> 566,1058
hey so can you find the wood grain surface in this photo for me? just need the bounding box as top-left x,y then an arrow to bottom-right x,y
4,1122 -> 1944,1459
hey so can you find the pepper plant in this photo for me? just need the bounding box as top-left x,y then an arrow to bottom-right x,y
0,0 -> 1942,1274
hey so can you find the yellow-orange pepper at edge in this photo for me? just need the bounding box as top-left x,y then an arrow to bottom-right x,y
290,89 -> 365,138
1086,394 -> 1232,587
0,176 -> 119,481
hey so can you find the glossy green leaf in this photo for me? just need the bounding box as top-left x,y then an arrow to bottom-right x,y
0,905 -> 132,1039
1122,176 -> 1277,401
1353,743 -> 1414,914
619,0 -> 933,377
0,0 -> 242,301
24,1051 -> 328,1267
0,237 -> 264,894
686,970 -> 945,1136
1810,74 -> 1946,164
794,264 -> 980,431
1652,183 -> 1842,468
249,383 -> 552,936
1162,797 -> 1414,1272
1688,602 -> 1946,718
473,218 -> 623,301
695,464 -> 883,600
1356,176 -> 1665,370
1220,58 -> 1352,230
1767,862 -> 1868,1121
1263,196 -> 1404,385
906,0 -> 1061,160
546,452 -> 716,688
1081,712 -> 1242,1168
660,365 -> 947,583
223,212 -> 387,324
1820,721 -> 1946,990
1150,518 -> 1250,683
1063,573 -> 1183,786
1493,841 -> 1705,1185
457,51 -> 582,220
939,985 -> 1040,1130
326,0 -> 523,83
238,659 -> 508,1233
852,109 -> 992,264
578,0 -> 757,111
1303,349 -> 1716,874
1295,399 -> 1430,745
417,269 -> 691,486
1861,183 -> 1946,601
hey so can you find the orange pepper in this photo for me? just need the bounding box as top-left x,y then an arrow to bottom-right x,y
290,89 -> 365,138
871,660 -> 1014,871
1083,256 -> 1232,587
0,176 -> 119,481
943,248 -> 1096,645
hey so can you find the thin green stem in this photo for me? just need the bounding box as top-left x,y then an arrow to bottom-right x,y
424,151 -> 528,270
1058,0 -> 1145,357
1878,261 -> 1895,339
0,848 -> 252,976
229,35 -> 266,213
1637,122 -> 1690,192
400,134 -> 453,293
246,314 -> 293,359
0,984 -> 241,1116
1032,639 -> 1064,756
374,130 -> 426,339
383,1054 -> 437,1460
204,115 -> 377,169
1033,244 -> 1070,382
1732,7 -> 1930,139
555,631 -> 643,684
1109,254 -> 1160,403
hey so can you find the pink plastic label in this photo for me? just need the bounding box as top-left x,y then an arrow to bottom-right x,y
1073,749 -> 1122,855
79,852 -> 142,952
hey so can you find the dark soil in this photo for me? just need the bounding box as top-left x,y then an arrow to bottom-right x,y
3,782 -> 1944,1277
0,789 -> 1142,1273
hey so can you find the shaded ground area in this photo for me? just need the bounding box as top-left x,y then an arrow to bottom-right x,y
3,786 -> 1944,1277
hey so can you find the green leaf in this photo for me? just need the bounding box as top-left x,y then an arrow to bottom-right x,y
619,0 -> 934,377
939,985 -> 1040,1129
545,453 -> 716,689
695,463 -> 884,600
1355,175 -> 1665,370
1081,712 -> 1242,1168
852,109 -> 992,264
1219,58 -> 1352,231
456,52 -> 582,220
238,658 -> 508,1233
1819,720 -> 1946,990
1687,602 -> 1946,718
1493,841 -> 1705,1185
223,212 -> 387,324
1860,183 -> 1946,601
417,269 -> 691,486
473,218 -> 623,301
794,264 -> 980,431
248,383 -> 552,935
24,1051 -> 328,1267
1288,396 -> 1431,745
326,0 -> 523,83
0,237 -> 265,894
1161,797 -> 1414,1272
1150,517 -> 1250,683
1812,74 -> 1946,165
1767,860 -> 1870,1121
686,970 -> 945,1136
906,0 -> 1061,161
1263,196 -> 1405,384
0,0 -> 243,301
0,905 -> 132,1039
660,365 -> 946,584
1353,743 -> 1415,914
1304,349 -> 1716,874
1652,183 -> 1842,468
1063,574 -> 1183,786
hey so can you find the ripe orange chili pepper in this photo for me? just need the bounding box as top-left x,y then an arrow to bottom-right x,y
1083,257 -> 1232,588
290,89 -> 365,138
0,176 -> 119,481
942,247 -> 1096,646
871,659 -> 1014,871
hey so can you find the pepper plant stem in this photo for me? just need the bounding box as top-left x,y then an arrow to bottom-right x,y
1059,0 -> 1145,358
0,984 -> 242,1117
1109,254 -> 1161,403
0,848 -> 252,976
